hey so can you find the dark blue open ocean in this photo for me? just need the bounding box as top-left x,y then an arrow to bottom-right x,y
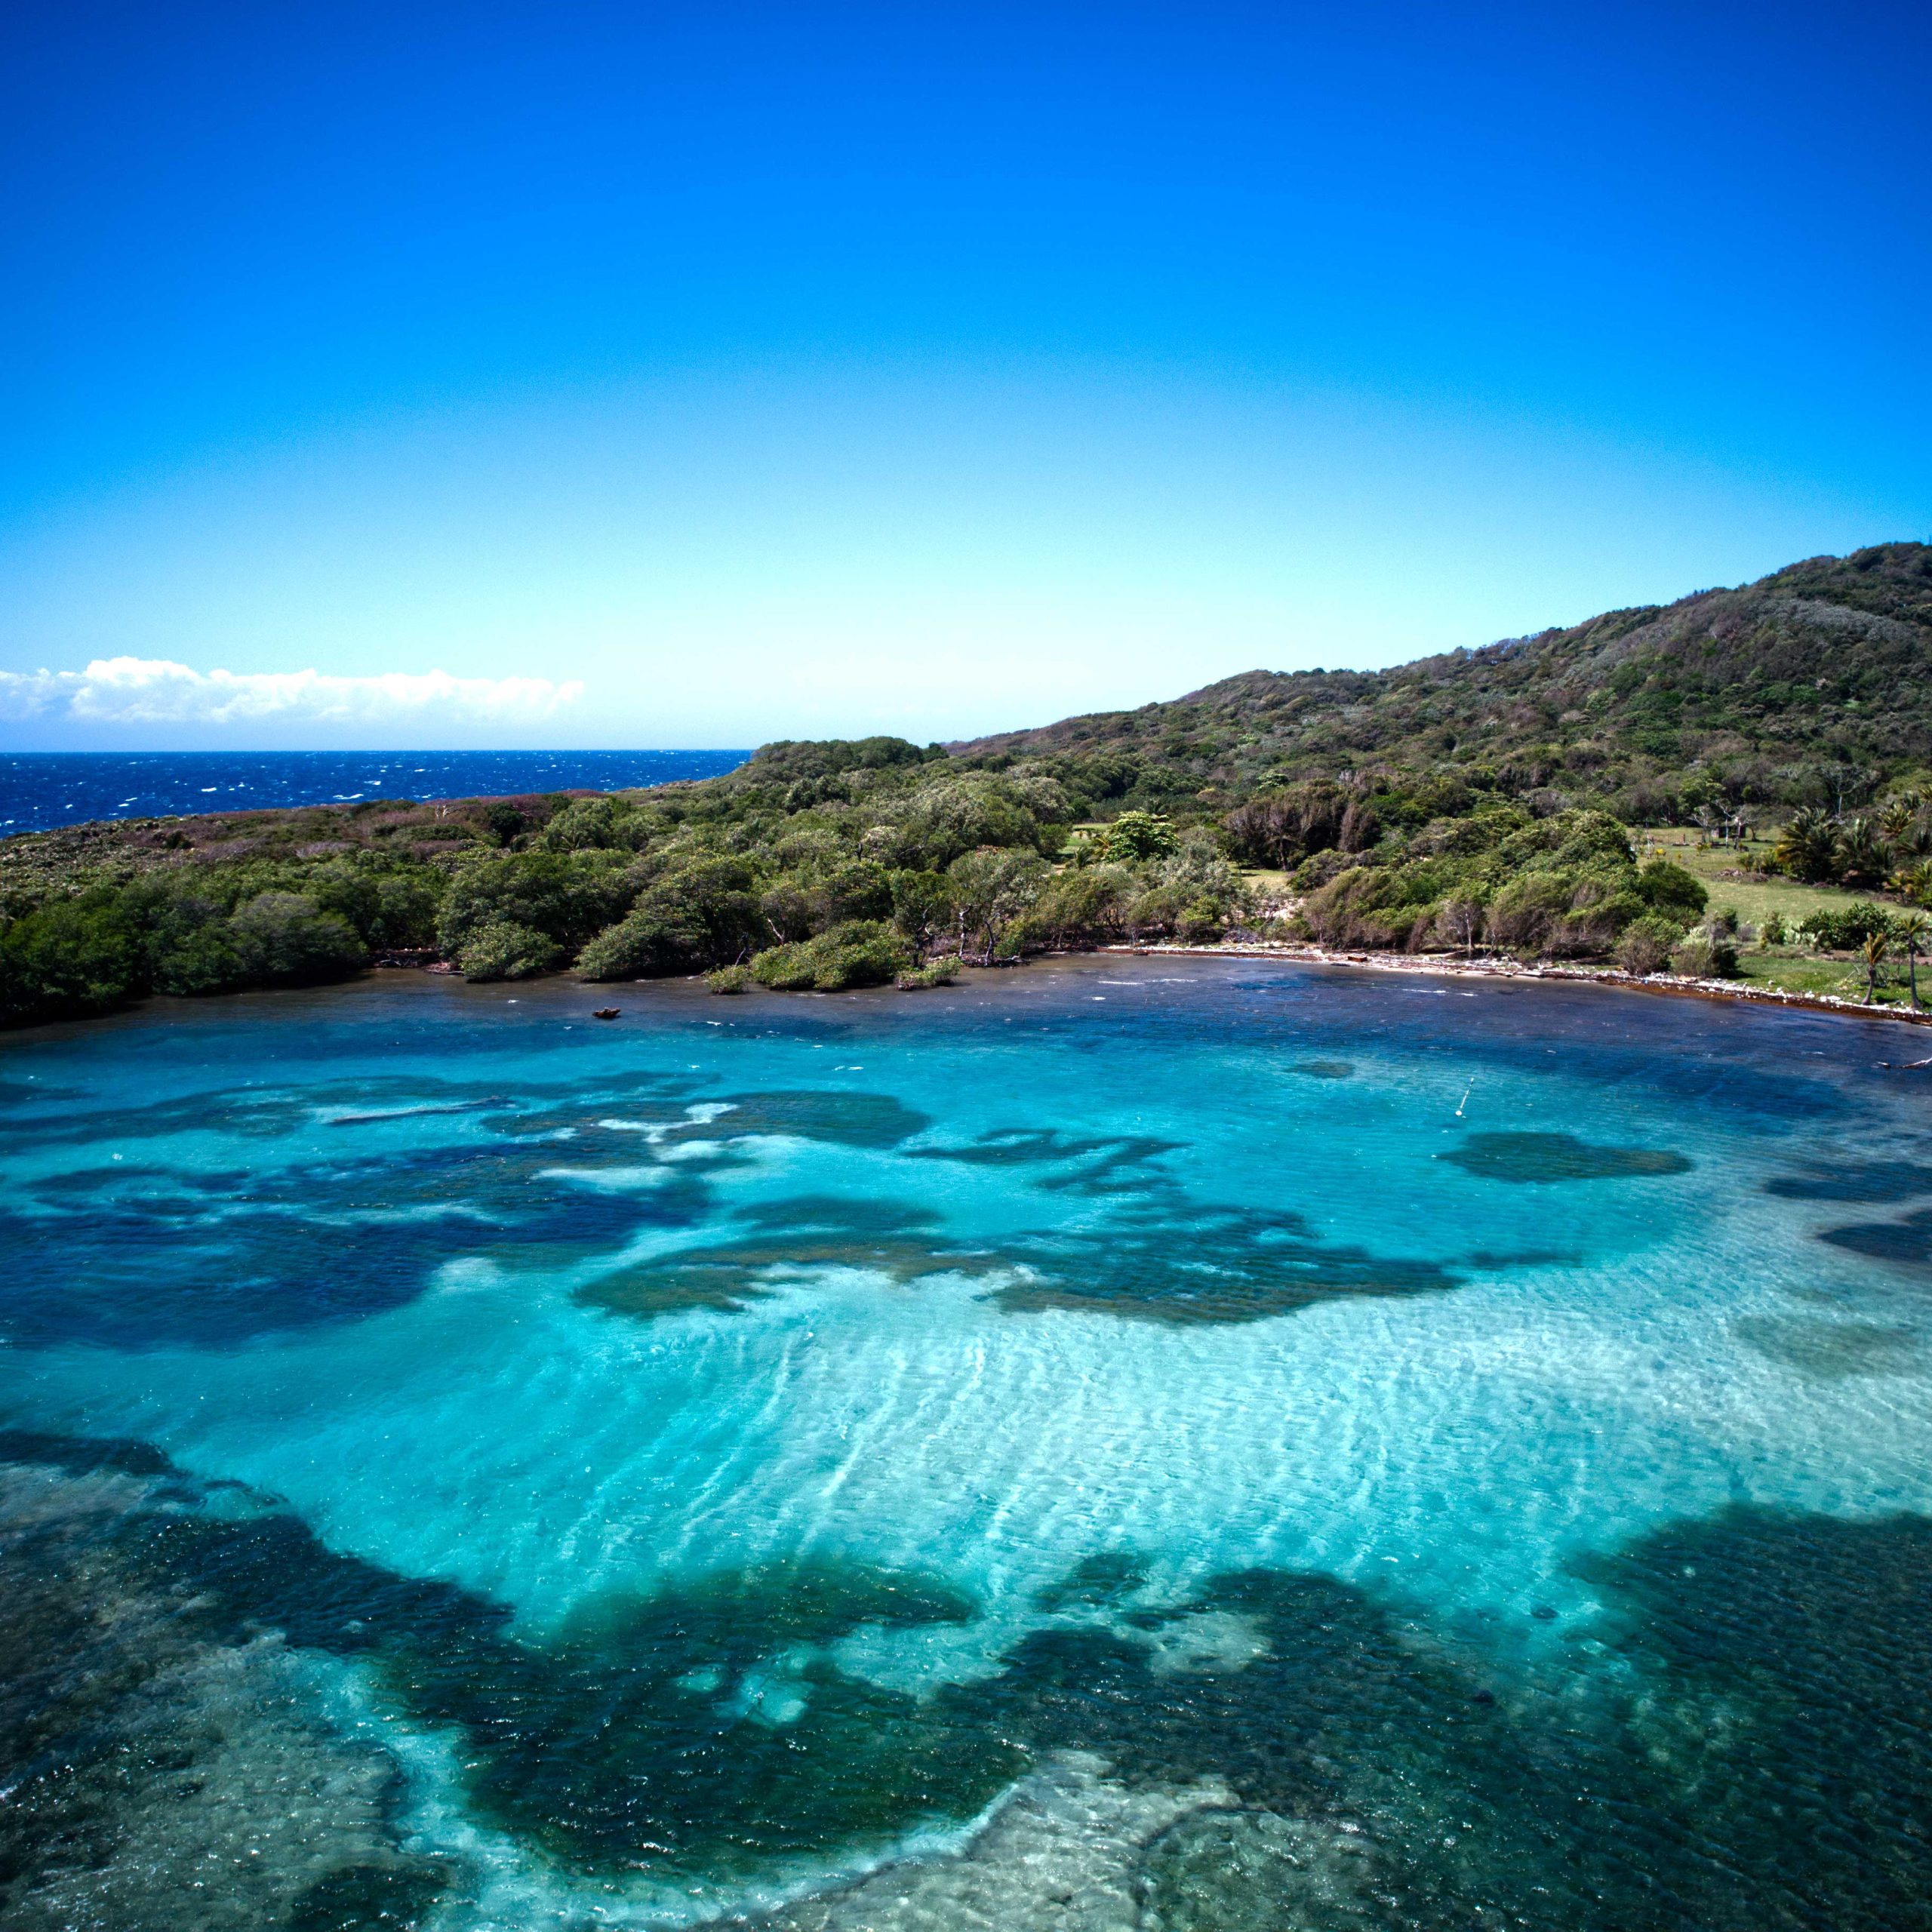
0,749 -> 750,835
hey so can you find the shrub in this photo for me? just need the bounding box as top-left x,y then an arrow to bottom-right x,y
1795,903 -> 1894,951
1634,858 -> 1708,923
1670,926 -> 1740,979
749,920 -> 909,990
1759,912 -> 1788,948
149,913 -> 245,995
1175,897 -> 1228,942
1290,848 -> 1357,892
706,964 -> 752,994
1615,915 -> 1682,975
1894,861 -> 1932,907
0,893 -> 145,1019
895,957 -> 959,989
577,898 -> 716,980
1482,872 -> 1575,953
458,920 -> 562,982
229,892 -> 368,986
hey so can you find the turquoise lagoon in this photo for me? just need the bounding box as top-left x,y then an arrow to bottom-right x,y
3,956 -> 1930,1931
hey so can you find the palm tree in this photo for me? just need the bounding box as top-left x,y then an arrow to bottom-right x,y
1895,913 -> 1930,1011
1861,924 -> 1893,1004
1836,817 -> 1893,889
1775,808 -> 1840,883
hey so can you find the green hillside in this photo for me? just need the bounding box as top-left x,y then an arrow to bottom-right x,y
6,543 -> 1932,1028
955,541 -> 1932,822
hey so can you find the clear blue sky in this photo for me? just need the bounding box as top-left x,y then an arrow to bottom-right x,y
2,1 -> 1927,749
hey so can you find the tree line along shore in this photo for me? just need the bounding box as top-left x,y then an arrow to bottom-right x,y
5,542 -> 1932,1028
3,736 -> 1930,1029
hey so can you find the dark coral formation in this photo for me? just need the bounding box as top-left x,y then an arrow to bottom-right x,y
1765,1158 -> 1932,1204
992,1203 -> 1460,1324
1438,1131 -> 1692,1183
1819,1205 -> 1932,1266
9,1425 -> 1932,1932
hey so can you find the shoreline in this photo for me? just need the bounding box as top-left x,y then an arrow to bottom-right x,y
1100,940 -> 1932,1034
11,939 -> 1932,1046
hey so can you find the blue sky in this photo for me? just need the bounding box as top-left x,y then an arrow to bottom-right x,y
2,1 -> 1927,749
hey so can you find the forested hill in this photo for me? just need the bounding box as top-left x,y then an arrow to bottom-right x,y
953,542 -> 1932,819
8,540 -> 1932,1026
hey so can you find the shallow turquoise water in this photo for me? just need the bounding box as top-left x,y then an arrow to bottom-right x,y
3,958 -> 1930,1930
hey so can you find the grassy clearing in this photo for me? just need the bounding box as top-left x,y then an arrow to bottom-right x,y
1638,829 -> 1927,1008
1234,830 -> 1930,1011
1636,829 -> 1888,930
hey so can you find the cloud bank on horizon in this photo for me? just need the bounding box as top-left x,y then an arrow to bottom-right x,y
0,659 -> 584,732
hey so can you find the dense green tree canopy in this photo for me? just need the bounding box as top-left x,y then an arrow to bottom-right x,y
7,545 -> 1932,1026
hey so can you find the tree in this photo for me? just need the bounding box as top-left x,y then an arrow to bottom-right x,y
946,849 -> 1048,962
481,801 -> 528,844
1615,915 -> 1681,976
457,920 -> 562,982
889,869 -> 957,959
1816,761 -> 1871,817
1435,897 -> 1484,959
1774,809 -> 1840,884
229,892 -> 367,986
1835,817 -> 1892,889
575,864 -> 764,979
1097,810 -> 1180,863
0,892 -> 144,1018
438,850 -> 635,958
1894,913 -> 1929,1010
1861,924 -> 1892,1004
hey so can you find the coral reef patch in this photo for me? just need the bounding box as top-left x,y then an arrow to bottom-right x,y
1438,1132 -> 1692,1183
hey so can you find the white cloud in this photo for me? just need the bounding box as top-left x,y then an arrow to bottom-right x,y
0,657 -> 585,727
